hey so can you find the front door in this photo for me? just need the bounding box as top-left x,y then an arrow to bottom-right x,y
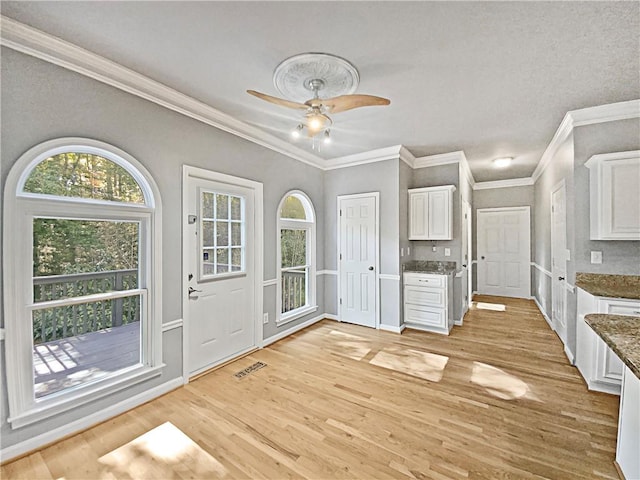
551,181 -> 568,344
338,193 -> 378,328
477,207 -> 531,299
184,167 -> 259,378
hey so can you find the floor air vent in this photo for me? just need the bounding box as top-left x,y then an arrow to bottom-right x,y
234,361 -> 267,379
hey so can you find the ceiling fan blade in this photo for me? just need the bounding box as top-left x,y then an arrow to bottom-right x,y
323,94 -> 391,113
246,90 -> 308,110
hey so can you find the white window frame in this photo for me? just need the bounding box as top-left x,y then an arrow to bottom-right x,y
3,138 -> 163,429
276,191 -> 317,325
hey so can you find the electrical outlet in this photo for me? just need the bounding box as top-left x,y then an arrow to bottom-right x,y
444,248 -> 451,257
591,251 -> 602,264
432,246 -> 437,252
263,313 -> 269,324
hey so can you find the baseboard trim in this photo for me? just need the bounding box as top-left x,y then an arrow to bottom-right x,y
379,324 -> 406,334
533,296 -> 553,329
0,377 -> 184,464
324,314 -> 339,321
564,345 -> 575,365
262,314 -> 326,347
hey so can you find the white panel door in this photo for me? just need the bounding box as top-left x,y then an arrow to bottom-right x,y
551,181 -> 568,345
339,194 -> 378,328
477,207 -> 530,298
185,174 -> 256,377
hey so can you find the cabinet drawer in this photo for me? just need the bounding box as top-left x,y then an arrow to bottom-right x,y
404,305 -> 446,328
404,286 -> 446,308
601,299 -> 640,317
404,273 -> 445,288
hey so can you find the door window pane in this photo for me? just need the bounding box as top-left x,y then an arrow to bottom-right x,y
199,191 -> 244,279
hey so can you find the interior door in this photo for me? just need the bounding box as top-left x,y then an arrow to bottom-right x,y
551,181 -> 568,344
185,173 -> 256,377
477,207 -> 531,298
460,199 -> 472,317
338,194 -> 378,328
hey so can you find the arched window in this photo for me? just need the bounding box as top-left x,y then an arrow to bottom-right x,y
277,191 -> 317,324
3,138 -> 162,429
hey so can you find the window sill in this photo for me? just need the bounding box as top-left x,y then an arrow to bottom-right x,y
8,364 -> 165,429
277,305 -> 318,327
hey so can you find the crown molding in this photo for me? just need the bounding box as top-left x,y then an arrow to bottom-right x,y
0,15 -> 326,170
473,177 -> 534,190
399,146 -> 416,169
324,144 -> 406,170
413,150 -> 465,169
532,99 -> 640,182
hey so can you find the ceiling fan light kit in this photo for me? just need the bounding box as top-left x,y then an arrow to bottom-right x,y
247,52 -> 390,146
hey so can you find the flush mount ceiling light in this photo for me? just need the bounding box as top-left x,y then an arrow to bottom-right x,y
493,157 -> 513,168
247,53 -> 390,143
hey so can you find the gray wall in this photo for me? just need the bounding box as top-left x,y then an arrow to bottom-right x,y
1,49 -> 327,449
324,160 -> 401,327
572,119 -> 640,275
533,133 -> 575,349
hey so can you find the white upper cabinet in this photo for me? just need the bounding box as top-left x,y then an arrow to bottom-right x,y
408,185 -> 455,240
585,151 -> 640,240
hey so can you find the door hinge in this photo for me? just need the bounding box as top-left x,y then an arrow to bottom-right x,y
339,253 -> 342,260
339,209 -> 342,217
339,298 -> 342,305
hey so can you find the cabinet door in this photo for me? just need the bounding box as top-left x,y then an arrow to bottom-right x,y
602,158 -> 640,239
409,192 -> 428,240
427,189 -> 451,239
594,338 -> 624,385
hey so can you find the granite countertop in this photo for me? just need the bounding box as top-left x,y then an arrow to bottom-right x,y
576,273 -> 640,300
403,260 -> 457,275
585,314 -> 640,380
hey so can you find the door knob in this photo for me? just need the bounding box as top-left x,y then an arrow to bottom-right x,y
558,276 -> 565,281
463,264 -> 467,268
481,256 -> 485,260
188,286 -> 202,295
368,266 -> 374,271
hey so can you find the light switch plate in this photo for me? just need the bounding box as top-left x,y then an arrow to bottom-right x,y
444,248 -> 451,257
591,251 -> 602,264
401,247 -> 404,257
263,313 -> 269,324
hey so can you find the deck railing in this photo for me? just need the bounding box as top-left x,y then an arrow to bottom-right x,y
282,269 -> 307,313
32,269 -> 139,343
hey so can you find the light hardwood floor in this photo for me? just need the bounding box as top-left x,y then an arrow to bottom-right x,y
1,296 -> 621,479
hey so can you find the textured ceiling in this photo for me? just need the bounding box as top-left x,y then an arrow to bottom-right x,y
2,1 -> 638,181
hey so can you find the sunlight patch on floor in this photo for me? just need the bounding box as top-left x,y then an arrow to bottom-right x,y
329,330 -> 371,360
98,422 -> 227,478
474,302 -> 506,312
370,347 -> 449,382
471,361 -> 540,401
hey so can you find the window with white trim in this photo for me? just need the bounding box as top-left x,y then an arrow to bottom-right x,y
277,191 -> 316,324
3,138 -> 163,429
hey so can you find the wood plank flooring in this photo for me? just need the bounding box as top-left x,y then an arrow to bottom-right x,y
1,296 -> 621,479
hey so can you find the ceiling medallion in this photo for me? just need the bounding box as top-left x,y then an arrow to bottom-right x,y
273,52 -> 360,103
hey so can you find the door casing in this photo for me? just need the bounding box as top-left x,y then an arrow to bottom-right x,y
181,165 -> 263,383
336,192 -> 380,329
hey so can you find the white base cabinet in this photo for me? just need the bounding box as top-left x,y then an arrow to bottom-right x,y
403,273 -> 453,334
617,366 -> 640,480
576,288 -> 639,395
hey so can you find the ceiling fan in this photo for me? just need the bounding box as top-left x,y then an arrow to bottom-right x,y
247,53 -> 390,142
